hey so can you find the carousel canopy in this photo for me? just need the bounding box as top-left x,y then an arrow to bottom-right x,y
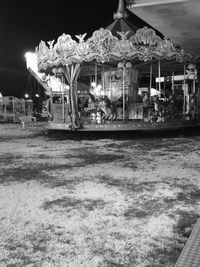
35,26 -> 192,73
35,0 -> 193,73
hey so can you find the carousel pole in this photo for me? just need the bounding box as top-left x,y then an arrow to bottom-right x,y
158,60 -> 161,94
183,63 -> 186,116
110,70 -> 112,101
48,75 -> 54,121
196,61 -> 200,118
12,98 -> 15,123
149,63 -> 152,99
57,68 -> 65,122
123,64 -> 125,122
62,77 -> 65,122
102,66 -> 105,96
172,71 -> 175,96
95,63 -> 97,86
193,71 -> 196,94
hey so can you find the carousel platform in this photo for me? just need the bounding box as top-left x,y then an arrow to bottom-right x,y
46,119 -> 200,132
175,219 -> 200,267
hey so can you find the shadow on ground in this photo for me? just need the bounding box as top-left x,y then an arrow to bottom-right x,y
44,127 -> 200,141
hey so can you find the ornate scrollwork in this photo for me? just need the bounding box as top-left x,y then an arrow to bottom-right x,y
87,28 -> 118,56
54,34 -> 77,58
130,27 -> 161,46
75,33 -> 89,56
115,31 -> 133,54
35,26 -> 192,72
158,38 -> 176,54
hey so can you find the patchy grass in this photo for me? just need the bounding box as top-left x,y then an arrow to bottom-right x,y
65,148 -> 125,166
1,124 -> 200,266
42,196 -> 106,212
174,210 -> 200,239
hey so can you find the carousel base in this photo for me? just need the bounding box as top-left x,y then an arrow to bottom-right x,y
46,119 -> 200,133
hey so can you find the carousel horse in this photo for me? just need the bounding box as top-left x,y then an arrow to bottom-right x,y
83,92 -> 98,117
97,97 -> 118,121
152,95 -> 180,119
166,100 -> 178,118
153,96 -> 167,116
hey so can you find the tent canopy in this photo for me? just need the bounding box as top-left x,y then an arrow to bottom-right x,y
128,0 -> 200,60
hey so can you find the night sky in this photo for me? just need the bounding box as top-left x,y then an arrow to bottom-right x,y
0,0 -> 147,98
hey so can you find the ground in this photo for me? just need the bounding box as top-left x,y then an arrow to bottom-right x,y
0,123 -> 200,267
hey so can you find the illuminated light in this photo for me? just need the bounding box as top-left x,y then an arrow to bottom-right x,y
117,62 -> 124,69
187,63 -> 196,70
25,52 -> 47,81
52,67 -> 58,74
91,82 -> 96,87
150,88 -> 160,97
25,94 -> 29,98
25,52 -> 37,70
24,51 -> 68,93
125,62 -> 132,69
41,73 -> 47,81
35,94 -> 39,97
93,84 -> 102,97
58,67 -> 64,74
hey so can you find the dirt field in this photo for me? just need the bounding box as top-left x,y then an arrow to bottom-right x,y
1,123 -> 200,267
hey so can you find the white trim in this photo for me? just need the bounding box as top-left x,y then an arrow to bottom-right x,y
132,0 -> 188,8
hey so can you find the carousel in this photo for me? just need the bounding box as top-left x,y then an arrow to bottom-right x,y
33,0 -> 200,132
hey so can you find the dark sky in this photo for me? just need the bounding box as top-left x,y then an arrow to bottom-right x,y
0,0 -> 146,98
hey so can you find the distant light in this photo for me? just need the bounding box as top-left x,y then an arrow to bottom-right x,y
25,52 -> 45,80
35,94 -> 39,97
25,52 -> 37,70
25,94 -> 29,98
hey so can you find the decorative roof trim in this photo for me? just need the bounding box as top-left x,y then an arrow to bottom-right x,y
35,27 -> 192,72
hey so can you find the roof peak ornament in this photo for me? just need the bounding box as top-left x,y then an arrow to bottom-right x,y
114,0 -> 129,20
125,0 -> 136,7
